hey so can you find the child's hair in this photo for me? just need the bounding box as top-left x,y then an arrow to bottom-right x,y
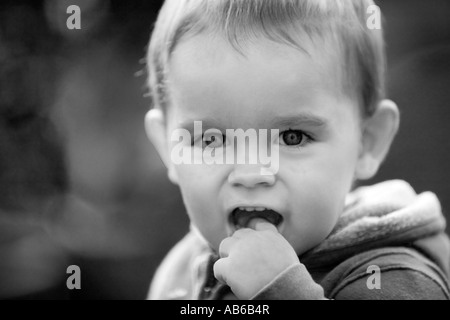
147,0 -> 385,118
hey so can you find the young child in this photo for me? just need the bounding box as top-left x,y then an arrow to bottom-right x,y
144,0 -> 450,299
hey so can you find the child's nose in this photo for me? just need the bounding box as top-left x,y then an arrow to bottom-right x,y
228,164 -> 275,188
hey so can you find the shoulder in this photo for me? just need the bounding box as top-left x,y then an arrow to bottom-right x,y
322,247 -> 450,300
147,231 -> 209,300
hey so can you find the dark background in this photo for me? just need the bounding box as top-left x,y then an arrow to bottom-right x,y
0,0 -> 449,299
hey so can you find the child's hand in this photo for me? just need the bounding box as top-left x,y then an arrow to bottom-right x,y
213,219 -> 299,299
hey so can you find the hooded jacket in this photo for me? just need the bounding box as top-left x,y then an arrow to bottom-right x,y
148,180 -> 450,300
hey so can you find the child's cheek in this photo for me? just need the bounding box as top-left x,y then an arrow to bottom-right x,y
175,164 -> 228,248
278,156 -> 348,254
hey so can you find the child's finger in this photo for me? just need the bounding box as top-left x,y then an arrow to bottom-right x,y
249,218 -> 278,232
213,258 -> 228,284
218,236 -> 235,258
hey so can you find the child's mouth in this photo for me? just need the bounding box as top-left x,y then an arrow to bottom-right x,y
230,207 -> 283,230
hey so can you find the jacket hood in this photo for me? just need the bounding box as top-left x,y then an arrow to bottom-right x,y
302,180 -> 450,276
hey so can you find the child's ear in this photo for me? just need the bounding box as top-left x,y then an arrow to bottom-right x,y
145,108 -> 179,184
355,99 -> 400,180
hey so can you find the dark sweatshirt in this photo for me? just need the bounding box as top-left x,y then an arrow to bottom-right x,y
148,180 -> 450,300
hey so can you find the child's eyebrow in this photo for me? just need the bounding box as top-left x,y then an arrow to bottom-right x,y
270,113 -> 328,129
176,114 -> 327,132
177,118 -> 225,133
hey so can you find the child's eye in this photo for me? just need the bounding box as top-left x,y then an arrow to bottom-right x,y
279,129 -> 311,147
202,133 -> 225,148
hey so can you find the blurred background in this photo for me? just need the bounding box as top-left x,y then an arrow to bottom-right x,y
0,0 -> 449,299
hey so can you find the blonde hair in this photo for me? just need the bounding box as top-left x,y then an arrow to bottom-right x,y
147,0 -> 385,117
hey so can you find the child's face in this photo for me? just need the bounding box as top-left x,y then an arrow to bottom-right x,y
162,35 -> 363,255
